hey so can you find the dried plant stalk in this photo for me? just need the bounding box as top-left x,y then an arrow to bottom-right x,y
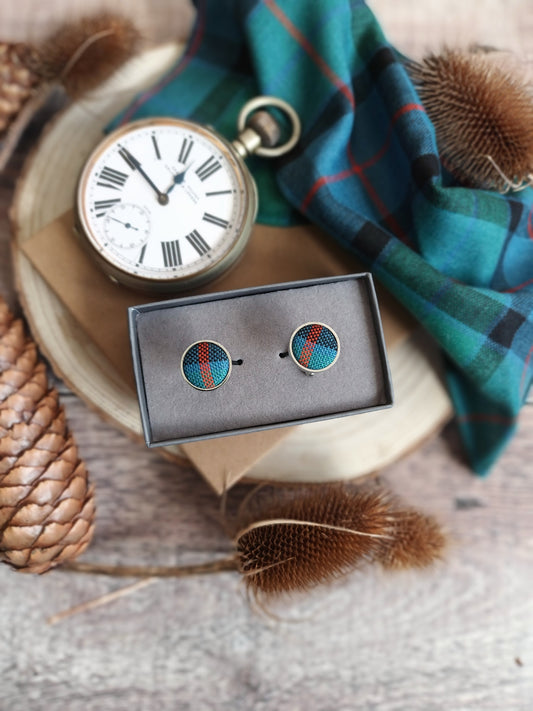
58,485 -> 446,602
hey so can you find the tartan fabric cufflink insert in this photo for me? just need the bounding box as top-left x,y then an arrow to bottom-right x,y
182,322 -> 340,391
181,340 -> 237,391
287,322 -> 340,375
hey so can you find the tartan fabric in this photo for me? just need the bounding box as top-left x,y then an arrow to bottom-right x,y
182,341 -> 231,390
114,0 -> 533,474
291,324 -> 339,371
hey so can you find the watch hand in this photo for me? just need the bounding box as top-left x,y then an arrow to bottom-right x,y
109,216 -> 139,231
165,162 -> 193,196
119,147 -> 169,205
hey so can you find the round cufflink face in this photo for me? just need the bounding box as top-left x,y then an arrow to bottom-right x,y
289,322 -> 340,374
181,340 -> 232,390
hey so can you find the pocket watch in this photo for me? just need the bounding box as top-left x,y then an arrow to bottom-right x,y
75,96 -> 300,293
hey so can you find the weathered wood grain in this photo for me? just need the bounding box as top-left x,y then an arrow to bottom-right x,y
1,396 -> 532,711
1,1 -> 532,710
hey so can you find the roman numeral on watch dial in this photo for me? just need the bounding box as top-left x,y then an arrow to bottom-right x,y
97,166 -> 128,190
161,240 -> 182,268
206,189 -> 233,197
151,134 -> 161,160
118,147 -> 138,170
137,244 -> 147,265
94,198 -> 121,217
179,137 -> 194,164
202,212 -> 229,228
195,156 -> 221,181
185,230 -> 210,256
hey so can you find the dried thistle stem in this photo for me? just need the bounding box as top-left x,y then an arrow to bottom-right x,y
47,578 -> 155,624
60,557 -> 239,578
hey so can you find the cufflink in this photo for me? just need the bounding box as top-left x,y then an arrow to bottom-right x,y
288,322 -> 340,374
181,340 -> 236,390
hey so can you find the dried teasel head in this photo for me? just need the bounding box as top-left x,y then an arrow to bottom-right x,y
233,485 -> 446,599
407,48 -> 533,192
0,13 -> 141,171
374,507 -> 447,570
27,13 -> 141,99
60,484 -> 446,607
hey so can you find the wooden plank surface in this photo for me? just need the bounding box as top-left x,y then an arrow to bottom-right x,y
1,2 -> 532,709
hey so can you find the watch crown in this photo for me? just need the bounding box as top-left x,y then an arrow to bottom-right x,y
232,110 -> 281,159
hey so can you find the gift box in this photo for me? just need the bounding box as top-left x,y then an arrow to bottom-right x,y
129,274 -> 393,447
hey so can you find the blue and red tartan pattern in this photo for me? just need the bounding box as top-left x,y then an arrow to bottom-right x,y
182,341 -> 231,390
113,0 -> 533,474
290,323 -> 339,372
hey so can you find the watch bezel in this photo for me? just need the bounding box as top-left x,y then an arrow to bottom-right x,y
75,116 -> 258,293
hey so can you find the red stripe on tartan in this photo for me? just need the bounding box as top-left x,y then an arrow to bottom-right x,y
300,102 -> 425,242
457,413 -> 516,426
301,167 -> 354,211
198,342 -> 215,389
264,0 -> 355,108
299,324 -> 322,368
118,0 -> 207,126
347,144 -> 413,246
359,103 -> 425,171
519,343 -> 533,400
503,276 -> 533,293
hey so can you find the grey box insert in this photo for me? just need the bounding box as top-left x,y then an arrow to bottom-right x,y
129,274 -> 393,446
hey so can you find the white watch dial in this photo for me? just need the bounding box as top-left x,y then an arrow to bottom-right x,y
77,118 -> 250,283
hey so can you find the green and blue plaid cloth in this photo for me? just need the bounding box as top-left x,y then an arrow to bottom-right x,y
114,0 -> 533,474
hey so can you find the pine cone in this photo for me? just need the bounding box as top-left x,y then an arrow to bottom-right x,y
0,297 -> 95,573
0,42 -> 42,135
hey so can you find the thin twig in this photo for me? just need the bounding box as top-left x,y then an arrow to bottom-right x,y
59,556 -> 239,578
47,578 -> 155,625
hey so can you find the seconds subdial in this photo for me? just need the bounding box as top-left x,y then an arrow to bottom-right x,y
103,203 -> 151,250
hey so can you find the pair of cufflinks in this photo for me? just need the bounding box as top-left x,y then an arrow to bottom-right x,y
181,322 -> 340,391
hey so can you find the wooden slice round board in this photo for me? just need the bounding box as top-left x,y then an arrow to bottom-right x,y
11,43 -> 452,484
